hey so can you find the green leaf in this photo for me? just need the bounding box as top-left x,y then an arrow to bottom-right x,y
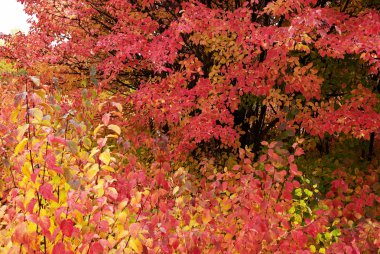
295,188 -> 302,197
331,229 -> 341,237
324,232 -> 332,242
304,189 -> 313,197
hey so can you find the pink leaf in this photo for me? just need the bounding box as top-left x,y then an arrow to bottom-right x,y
102,113 -> 110,126
45,152 -> 56,167
290,163 -> 302,176
39,183 -> 58,202
89,242 -> 104,254
52,242 -> 66,254
31,168 -> 41,183
60,219 -> 74,237
45,152 -> 63,174
294,147 -> 304,156
98,220 -> 109,232
97,138 -> 107,149
38,216 -> 51,237
48,135 -> 67,146
27,198 -> 37,213
288,155 -> 295,164
129,223 -> 141,238
12,222 -> 29,245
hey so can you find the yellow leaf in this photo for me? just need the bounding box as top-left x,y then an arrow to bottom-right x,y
33,89 -> 46,99
224,233 -> 233,241
21,162 -> 32,178
83,137 -> 92,149
112,102 -> 123,112
101,165 -> 115,172
220,197 -> 232,213
189,217 -> 198,227
99,149 -> 111,165
130,192 -> 142,207
108,124 -> 121,135
87,163 -> 99,180
29,76 -> 41,87
94,182 -> 105,197
27,221 -> 37,232
106,134 -> 119,139
172,186 -> 179,195
93,124 -> 104,137
89,147 -> 100,159
16,124 -> 29,141
15,138 -> 28,155
29,108 -> 43,122
97,102 -> 106,112
117,229 -> 128,240
39,102 -> 54,113
106,187 -> 118,200
11,108 -> 20,123
129,237 -> 143,253
67,140 -> 78,154
202,210 -> 212,224
118,200 -> 129,211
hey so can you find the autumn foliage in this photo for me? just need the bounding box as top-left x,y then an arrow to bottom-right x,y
0,0 -> 379,253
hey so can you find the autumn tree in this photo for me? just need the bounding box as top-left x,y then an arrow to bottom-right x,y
1,0 -> 378,156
